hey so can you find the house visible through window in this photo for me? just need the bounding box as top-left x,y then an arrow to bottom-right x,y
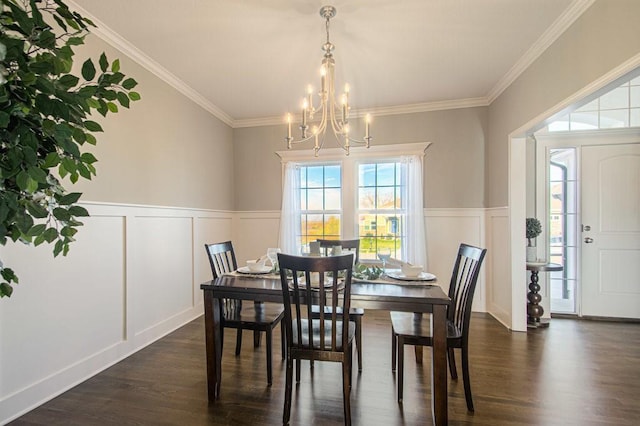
278,143 -> 428,266
357,162 -> 404,260
299,164 -> 341,245
297,160 -> 406,261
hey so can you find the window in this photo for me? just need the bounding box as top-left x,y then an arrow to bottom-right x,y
299,164 -> 341,245
545,75 -> 640,132
278,143 -> 429,266
548,148 -> 578,314
357,162 -> 404,260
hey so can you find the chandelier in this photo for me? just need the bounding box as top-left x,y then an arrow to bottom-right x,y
285,5 -> 371,157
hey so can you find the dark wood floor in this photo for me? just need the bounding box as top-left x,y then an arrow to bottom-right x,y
10,310 -> 640,426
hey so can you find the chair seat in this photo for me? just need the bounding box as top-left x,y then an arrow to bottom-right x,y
224,302 -> 285,327
390,311 -> 462,340
311,305 -> 364,316
292,319 -> 356,350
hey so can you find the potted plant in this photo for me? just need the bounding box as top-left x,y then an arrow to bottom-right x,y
0,0 -> 140,298
526,217 -> 542,262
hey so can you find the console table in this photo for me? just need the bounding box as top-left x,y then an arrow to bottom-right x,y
526,262 -> 563,328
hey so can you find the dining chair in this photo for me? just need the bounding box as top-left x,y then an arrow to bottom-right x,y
204,241 -> 285,386
390,243 -> 487,411
317,238 -> 360,264
315,238 -> 364,372
278,253 -> 356,426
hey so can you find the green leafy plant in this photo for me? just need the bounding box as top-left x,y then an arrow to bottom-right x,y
526,217 -> 542,246
353,263 -> 383,281
0,0 -> 140,297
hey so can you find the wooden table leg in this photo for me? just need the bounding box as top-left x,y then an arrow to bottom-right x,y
527,270 -> 547,328
414,346 -> 424,364
204,289 -> 222,401
413,312 -> 424,364
431,304 -> 448,426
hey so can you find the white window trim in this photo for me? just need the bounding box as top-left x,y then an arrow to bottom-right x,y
275,142 -> 431,163
277,142 -> 431,240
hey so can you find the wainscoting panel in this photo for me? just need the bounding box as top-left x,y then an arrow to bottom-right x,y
0,215 -> 125,402
425,209 -> 486,312
0,203 -> 233,424
129,215 -> 194,336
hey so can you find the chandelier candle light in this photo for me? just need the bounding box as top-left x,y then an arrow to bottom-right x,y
285,5 -> 371,157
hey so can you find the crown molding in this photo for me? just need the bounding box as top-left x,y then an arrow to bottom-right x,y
67,0 -> 593,129
486,0 -> 596,103
233,97 -> 489,129
66,1 -> 234,127
365,97 -> 489,117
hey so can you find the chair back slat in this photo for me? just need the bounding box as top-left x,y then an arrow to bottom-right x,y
317,239 -> 360,264
205,241 -> 241,316
204,241 -> 238,278
447,244 -> 487,340
278,253 -> 354,354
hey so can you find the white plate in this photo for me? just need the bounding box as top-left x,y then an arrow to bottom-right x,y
526,261 -> 548,266
386,271 -> 436,281
237,266 -> 272,274
288,277 -> 345,291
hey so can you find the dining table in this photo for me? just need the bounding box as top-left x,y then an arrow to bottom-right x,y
200,271 -> 451,426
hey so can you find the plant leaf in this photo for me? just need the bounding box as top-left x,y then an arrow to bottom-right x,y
58,192 -> 82,205
43,152 -> 61,168
53,240 -> 64,257
0,111 -> 10,128
27,223 -> 46,237
43,227 -> 59,243
68,206 -> 89,217
28,166 -> 47,183
80,152 -> 97,164
122,78 -> 137,90
99,53 -> 108,72
116,92 -> 130,108
0,283 -> 14,297
83,120 -> 103,132
81,59 -> 96,81
26,202 -> 49,219
53,207 -> 71,221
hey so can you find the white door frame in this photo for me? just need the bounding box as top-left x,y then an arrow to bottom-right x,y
507,55 -> 640,332
534,130 -> 640,318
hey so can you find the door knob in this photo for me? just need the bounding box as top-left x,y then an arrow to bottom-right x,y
584,237 -> 594,243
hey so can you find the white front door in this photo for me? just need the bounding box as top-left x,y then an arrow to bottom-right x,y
581,143 -> 640,318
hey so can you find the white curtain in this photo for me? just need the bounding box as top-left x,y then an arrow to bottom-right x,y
400,155 -> 428,269
278,162 -> 301,254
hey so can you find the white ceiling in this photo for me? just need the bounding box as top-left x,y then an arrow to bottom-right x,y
69,0 -> 591,127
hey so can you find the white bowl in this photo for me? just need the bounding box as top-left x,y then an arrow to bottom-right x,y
246,260 -> 266,272
401,264 -> 423,277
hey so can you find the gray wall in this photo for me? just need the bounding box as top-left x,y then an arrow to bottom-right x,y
487,0 -> 640,207
72,35 -> 235,210
233,107 -> 488,211
67,0 -> 640,213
